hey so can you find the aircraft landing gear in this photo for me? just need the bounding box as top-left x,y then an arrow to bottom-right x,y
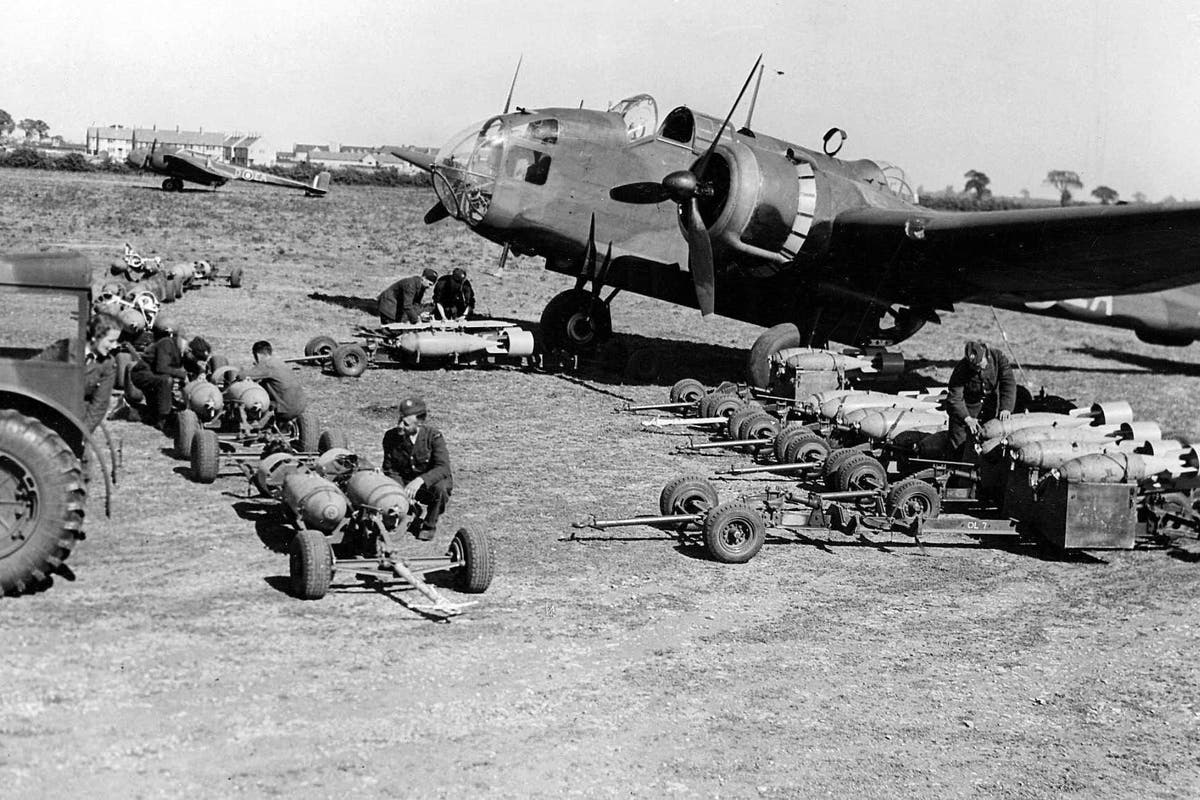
162,177 -> 184,192
539,289 -> 612,353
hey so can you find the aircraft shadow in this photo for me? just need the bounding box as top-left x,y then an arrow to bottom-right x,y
308,292 -> 379,315
906,356 -> 1149,376
134,185 -> 214,194
1070,346 -> 1200,378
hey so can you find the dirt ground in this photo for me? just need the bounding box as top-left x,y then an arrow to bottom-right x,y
2,171 -> 1199,799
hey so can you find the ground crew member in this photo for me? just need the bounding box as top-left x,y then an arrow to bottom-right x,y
433,267 -> 476,320
128,313 -> 191,430
945,339 -> 1016,454
38,312 -> 122,433
378,268 -> 438,324
381,396 -> 452,540
244,340 -> 308,422
183,335 -> 212,381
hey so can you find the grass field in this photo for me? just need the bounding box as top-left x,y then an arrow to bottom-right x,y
3,170 -> 1200,798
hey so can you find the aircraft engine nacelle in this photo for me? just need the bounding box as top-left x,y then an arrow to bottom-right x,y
700,141 -> 818,266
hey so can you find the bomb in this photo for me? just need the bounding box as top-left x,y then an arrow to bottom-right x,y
855,408 -> 947,439
224,379 -> 270,417
183,379 -> 224,421
1053,447 -> 1199,484
282,471 -> 348,532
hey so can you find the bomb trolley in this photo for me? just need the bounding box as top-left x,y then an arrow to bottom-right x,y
254,451 -> 494,616
293,320 -> 536,377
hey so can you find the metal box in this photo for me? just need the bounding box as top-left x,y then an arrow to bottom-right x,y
1034,480 -> 1137,550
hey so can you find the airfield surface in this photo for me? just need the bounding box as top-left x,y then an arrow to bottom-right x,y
3,171 -> 1200,799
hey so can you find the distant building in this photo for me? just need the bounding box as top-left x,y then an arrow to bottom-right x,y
85,125 -> 276,166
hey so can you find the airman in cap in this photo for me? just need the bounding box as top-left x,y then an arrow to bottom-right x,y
946,339 -> 1016,453
377,268 -> 439,324
381,395 -> 453,540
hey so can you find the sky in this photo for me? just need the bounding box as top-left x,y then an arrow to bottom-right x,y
5,0 -> 1200,201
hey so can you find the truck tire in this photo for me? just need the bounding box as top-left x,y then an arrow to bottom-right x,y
191,429 -> 220,484
659,474 -> 719,516
0,411 -> 86,595
289,529 -> 333,600
174,409 -> 199,459
449,527 -> 494,593
331,344 -> 368,377
702,502 -> 766,564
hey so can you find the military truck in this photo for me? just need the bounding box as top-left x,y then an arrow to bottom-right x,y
0,252 -> 94,595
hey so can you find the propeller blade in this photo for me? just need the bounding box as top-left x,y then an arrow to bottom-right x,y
503,55 -> 523,115
424,202 -> 450,224
694,54 -> 762,182
575,214 -> 598,291
593,242 -> 613,302
609,182 -> 671,204
683,198 -> 715,316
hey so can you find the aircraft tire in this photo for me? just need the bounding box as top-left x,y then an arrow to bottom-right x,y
747,323 -> 801,389
539,289 -> 611,354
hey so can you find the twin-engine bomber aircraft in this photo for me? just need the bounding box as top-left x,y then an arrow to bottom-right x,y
390,61 -> 1200,385
127,141 -> 330,197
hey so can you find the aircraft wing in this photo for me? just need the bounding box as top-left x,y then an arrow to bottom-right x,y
827,202 -> 1200,307
161,151 -> 227,184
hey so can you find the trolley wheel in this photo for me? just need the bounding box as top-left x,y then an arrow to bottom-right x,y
709,395 -> 744,420
739,412 -> 780,442
191,429 -> 220,484
785,432 -> 830,465
772,423 -> 813,464
886,478 -> 942,521
822,447 -> 863,488
834,453 -> 888,493
317,428 -> 348,454
331,344 -> 369,377
174,409 -> 200,459
697,390 -> 732,419
658,474 -> 719,516
669,378 -> 705,404
448,527 -> 494,593
293,410 -> 320,453
702,502 -> 766,564
289,530 -> 333,600
724,405 -> 761,440
304,335 -> 338,358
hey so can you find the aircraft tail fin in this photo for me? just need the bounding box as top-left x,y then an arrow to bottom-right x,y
307,171 -> 331,197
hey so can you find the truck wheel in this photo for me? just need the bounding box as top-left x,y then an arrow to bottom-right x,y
0,411 -> 86,595
448,527 -> 494,593
669,378 -> 705,404
702,502 -> 766,564
304,335 -> 338,358
886,478 -> 942,521
834,453 -> 888,493
331,344 -> 368,377
174,409 -> 199,459
317,429 -> 348,454
289,530 -> 333,600
227,265 -> 244,288
294,410 -> 320,453
659,474 -> 719,516
191,429 -> 220,483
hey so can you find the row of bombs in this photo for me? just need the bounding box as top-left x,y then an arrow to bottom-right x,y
172,368 -> 331,484
94,254 -> 243,335
643,381 -> 1199,502
250,448 -> 495,608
